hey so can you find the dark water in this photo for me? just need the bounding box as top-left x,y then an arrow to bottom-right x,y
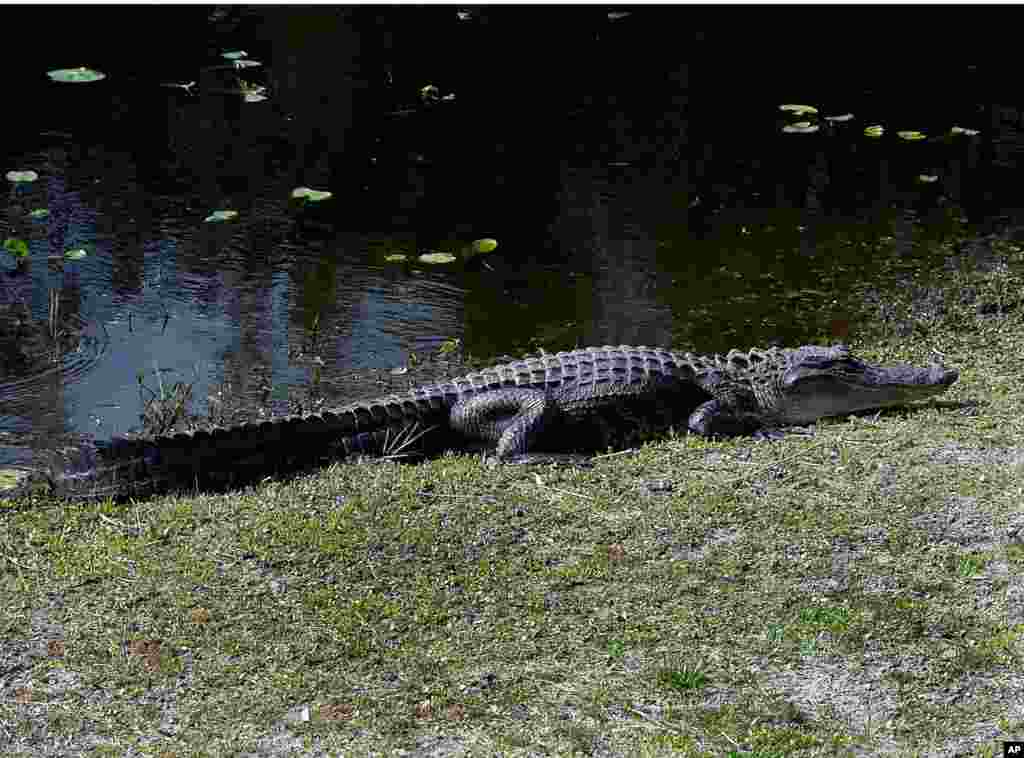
1,7 -> 1020,467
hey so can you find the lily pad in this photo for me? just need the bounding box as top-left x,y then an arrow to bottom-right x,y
418,252 -> 457,264
471,238 -> 499,254
6,170 -> 38,183
64,248 -> 88,261
47,67 -> 106,83
204,210 -> 239,223
28,209 -> 50,219
825,113 -> 855,123
222,50 -> 248,60
782,123 -> 819,134
384,254 -> 408,262
916,175 -> 939,183
291,187 -> 333,202
863,125 -> 885,138
779,104 -> 818,116
950,126 -> 980,136
897,131 -> 926,141
4,238 -> 29,258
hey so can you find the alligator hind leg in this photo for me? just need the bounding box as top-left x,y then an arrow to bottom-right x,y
450,388 -> 562,458
685,371 -> 774,438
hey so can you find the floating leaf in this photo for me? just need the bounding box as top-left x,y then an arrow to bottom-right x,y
222,50 -> 248,60
782,123 -> 819,134
462,238 -> 499,260
28,208 -> 49,219
232,59 -> 262,70
779,104 -> 818,116
825,113 -> 855,123
47,67 -> 106,83
418,252 -> 457,264
3,238 -> 29,258
472,238 -> 499,254
863,125 -> 884,138
291,187 -> 333,202
607,11 -> 631,20
897,131 -> 926,141
456,10 -> 473,21
6,170 -> 38,183
950,126 -> 980,136
204,210 -> 238,223
244,92 -> 267,103
384,254 -> 408,262
63,248 -> 88,260
916,175 -> 939,183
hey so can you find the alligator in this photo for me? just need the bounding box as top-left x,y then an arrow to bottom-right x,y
4,344 -> 958,502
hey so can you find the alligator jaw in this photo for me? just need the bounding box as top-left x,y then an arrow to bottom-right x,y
778,356 -> 959,425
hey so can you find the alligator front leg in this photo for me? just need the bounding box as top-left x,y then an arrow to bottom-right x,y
687,372 -> 782,438
687,398 -> 790,439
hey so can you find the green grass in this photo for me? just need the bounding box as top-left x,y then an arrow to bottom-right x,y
2,241 -> 1024,757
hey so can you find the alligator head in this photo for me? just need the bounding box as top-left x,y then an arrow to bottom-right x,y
772,344 -> 959,425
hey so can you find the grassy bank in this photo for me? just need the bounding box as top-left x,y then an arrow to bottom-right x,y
2,241 -> 1024,757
